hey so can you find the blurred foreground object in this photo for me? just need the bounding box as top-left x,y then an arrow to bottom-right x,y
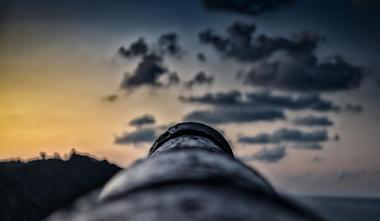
46,122 -> 325,221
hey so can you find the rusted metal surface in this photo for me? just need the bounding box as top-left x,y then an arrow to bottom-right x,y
45,122 -> 325,221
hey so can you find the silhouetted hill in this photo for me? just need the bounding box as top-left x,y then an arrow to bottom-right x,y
0,151 -> 121,221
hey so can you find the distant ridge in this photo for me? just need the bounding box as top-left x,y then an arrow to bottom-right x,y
0,150 -> 121,221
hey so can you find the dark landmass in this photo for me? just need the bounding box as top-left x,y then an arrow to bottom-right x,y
0,151 -> 121,221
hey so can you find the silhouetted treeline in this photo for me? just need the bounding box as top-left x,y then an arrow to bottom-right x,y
0,151 -> 121,221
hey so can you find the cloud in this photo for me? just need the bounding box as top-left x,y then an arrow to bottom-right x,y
199,29 -> 230,55
179,90 -> 242,105
199,22 -> 364,92
336,170 -> 368,181
201,0 -> 296,16
336,169 -> 380,181
238,128 -> 328,144
290,171 -> 312,180
345,103 -> 364,114
118,32 -> 183,60
114,123 -> 176,146
199,23 -> 322,63
179,90 -> 340,112
129,114 -> 156,127
183,108 -> 285,124
114,127 -> 157,145
292,142 -> 323,150
245,92 -> 340,111
102,94 -> 119,103
293,115 -> 334,127
197,53 -> 207,62
120,54 -> 178,91
239,54 -> 364,93
333,134 -> 340,142
158,32 -> 183,57
312,156 -> 324,163
116,33 -> 185,92
118,38 -> 148,59
184,71 -> 214,89
244,146 -> 287,163
168,72 -> 181,85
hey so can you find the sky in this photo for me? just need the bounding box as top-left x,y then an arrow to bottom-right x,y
1,0 -> 380,197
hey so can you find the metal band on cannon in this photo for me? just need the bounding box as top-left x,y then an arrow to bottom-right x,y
149,122 -> 234,157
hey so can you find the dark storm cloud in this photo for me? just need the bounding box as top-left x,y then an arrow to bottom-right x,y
183,108 -> 285,124
114,127 -> 157,144
199,22 -> 322,63
179,90 -> 340,112
199,22 -> 364,93
197,53 -> 207,62
345,103 -> 364,114
201,0 -> 296,16
184,71 -> 214,89
120,54 -> 177,91
118,38 -> 148,59
239,55 -> 364,93
293,115 -> 334,127
158,32 -> 183,57
102,94 -> 119,103
116,33 -> 184,92
238,128 -> 328,144
245,92 -> 340,111
227,21 -> 257,44
129,114 -> 156,127
199,29 -> 230,54
119,32 -> 183,60
243,146 -> 287,163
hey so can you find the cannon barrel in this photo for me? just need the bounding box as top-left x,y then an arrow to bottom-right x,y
47,122 -> 325,221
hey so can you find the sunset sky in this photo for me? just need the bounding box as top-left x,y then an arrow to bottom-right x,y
1,0 -> 380,197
